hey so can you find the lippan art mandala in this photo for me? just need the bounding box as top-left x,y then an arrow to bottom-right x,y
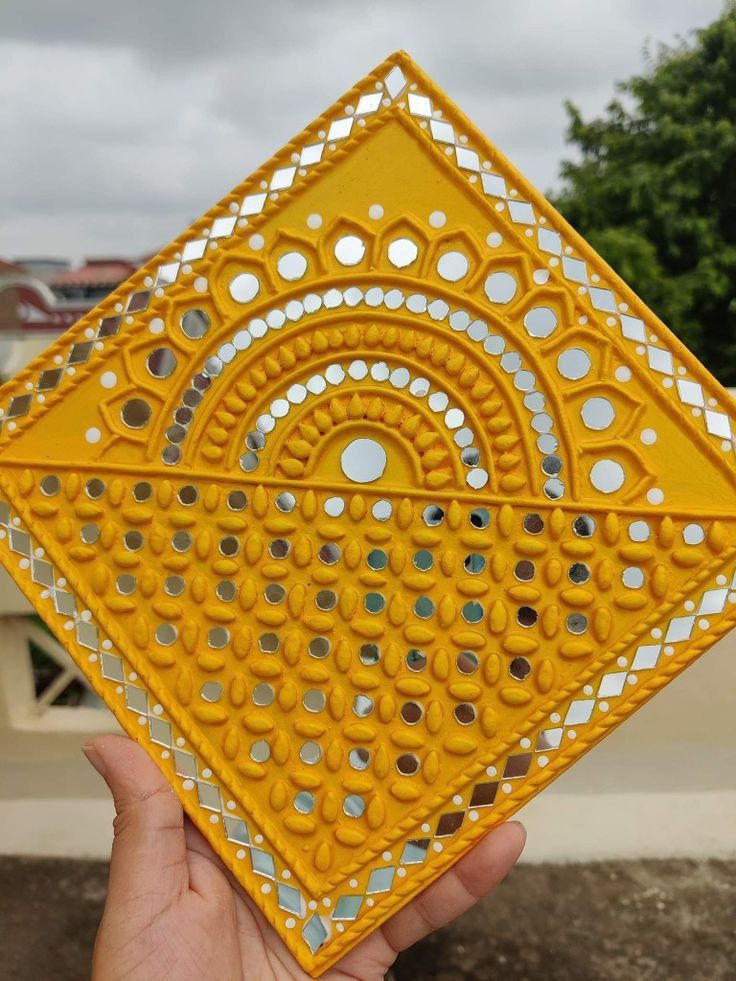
1,52 -> 735,976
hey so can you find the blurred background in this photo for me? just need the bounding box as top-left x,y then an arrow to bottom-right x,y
0,2 -> 734,978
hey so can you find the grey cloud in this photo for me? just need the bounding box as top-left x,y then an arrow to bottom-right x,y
0,0 -> 725,260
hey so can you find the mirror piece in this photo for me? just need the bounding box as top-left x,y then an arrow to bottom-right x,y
349,748 -> 371,771
341,438 -> 387,483
275,491 -> 296,513
628,520 -> 650,542
147,348 -> 177,379
172,530 -> 192,552
367,549 -> 388,571
517,605 -> 538,627
81,524 -> 99,544
590,459 -> 625,494
456,651 -> 479,675
227,490 -> 247,511
372,500 -> 392,521
343,794 -> 365,818
309,637 -> 330,659
270,539 -> 291,559
683,523 -> 705,545
316,589 -> 337,611
414,596 -> 435,619
164,575 -> 184,596
200,681 -> 223,702
252,683 -> 274,706
177,484 -> 198,506
216,580 -> 237,602
264,583 -> 286,604
277,251 -> 308,281
181,309 -> 210,339
299,741 -> 322,765
461,447 -> 481,467
573,515 -> 596,537
318,543 -> 340,565
124,530 -> 143,551
484,271 -> 517,304
85,478 -> 105,498
250,740 -> 270,763
219,535 -> 239,557
121,398 -> 152,429
557,348 -> 592,381
303,689 -> 326,713
423,505 -> 444,526
40,475 -> 61,496
622,567 -> 645,589
208,626 -> 229,649
359,643 -> 381,666
462,601 -> 483,623
116,574 -> 137,595
387,238 -> 418,268
414,549 -> 434,571
568,562 -> 590,584
567,612 -> 588,634
240,451 -> 259,473
581,397 -> 615,430
523,306 -> 557,338
334,235 -> 366,266
454,703 -> 476,725
428,391 -> 449,412
156,623 -> 177,646
400,701 -> 423,725
523,513 -> 544,535
324,496 -> 345,517
365,592 -> 385,614
509,657 -> 532,681
353,694 -> 374,717
247,430 -> 266,450
542,455 -> 562,476
406,649 -> 426,671
294,791 -> 315,814
229,272 -> 260,303
437,251 -> 469,282
396,753 -> 419,776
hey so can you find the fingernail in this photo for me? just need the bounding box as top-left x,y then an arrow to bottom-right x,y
82,743 -> 107,778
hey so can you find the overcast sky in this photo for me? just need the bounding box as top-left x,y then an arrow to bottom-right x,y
0,0 -> 725,264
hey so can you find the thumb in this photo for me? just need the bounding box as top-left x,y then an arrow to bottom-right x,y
84,734 -> 189,915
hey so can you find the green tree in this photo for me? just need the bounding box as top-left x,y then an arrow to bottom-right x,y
552,4 -> 736,384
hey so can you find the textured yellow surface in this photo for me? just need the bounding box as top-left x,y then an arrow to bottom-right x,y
1,52 -> 735,975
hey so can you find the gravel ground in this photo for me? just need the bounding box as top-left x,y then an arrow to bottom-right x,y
0,857 -> 734,980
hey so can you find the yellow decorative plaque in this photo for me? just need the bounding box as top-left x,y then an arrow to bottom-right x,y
1,51 -> 734,975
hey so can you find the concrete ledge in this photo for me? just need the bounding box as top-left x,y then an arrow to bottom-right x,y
520,790 -> 736,862
2,790 -> 734,863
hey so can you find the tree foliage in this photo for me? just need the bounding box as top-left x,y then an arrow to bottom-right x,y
552,4 -> 736,383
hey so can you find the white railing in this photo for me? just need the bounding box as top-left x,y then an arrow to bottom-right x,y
0,613 -> 105,734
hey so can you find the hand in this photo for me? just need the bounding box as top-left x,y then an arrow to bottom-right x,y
84,735 -> 525,980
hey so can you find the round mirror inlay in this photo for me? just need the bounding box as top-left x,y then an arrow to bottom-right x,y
340,438 -> 387,483
387,238 -> 418,268
334,235 -> 366,266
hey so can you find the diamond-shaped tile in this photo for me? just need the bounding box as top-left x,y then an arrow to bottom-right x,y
1,51 -> 735,976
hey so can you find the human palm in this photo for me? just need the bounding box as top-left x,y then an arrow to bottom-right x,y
85,736 -> 525,981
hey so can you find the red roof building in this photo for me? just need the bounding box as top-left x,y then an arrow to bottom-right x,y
0,256 -> 141,378
51,258 -> 138,302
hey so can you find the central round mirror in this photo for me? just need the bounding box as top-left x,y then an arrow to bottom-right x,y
340,437 -> 387,483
